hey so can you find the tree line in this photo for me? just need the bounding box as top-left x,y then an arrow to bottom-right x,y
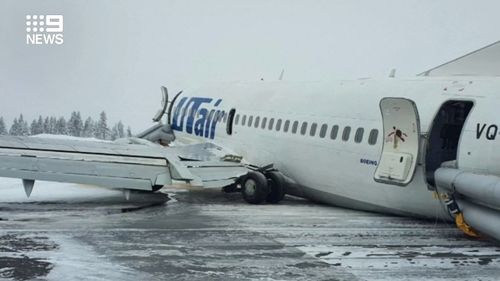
0,111 -> 133,140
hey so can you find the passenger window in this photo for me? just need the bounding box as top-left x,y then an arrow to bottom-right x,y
235,114 -> 240,125
276,119 -> 282,131
355,128 -> 364,143
261,117 -> 267,129
248,115 -> 253,127
223,112 -> 228,123
284,120 -> 290,132
342,126 -> 351,141
301,122 -> 308,135
330,125 -> 339,139
292,121 -> 299,134
254,116 -> 260,128
368,129 -> 379,145
319,124 -> 327,138
310,123 -> 317,136
268,118 -> 275,130
242,115 -> 247,126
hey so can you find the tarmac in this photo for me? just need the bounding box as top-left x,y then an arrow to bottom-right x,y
0,179 -> 499,280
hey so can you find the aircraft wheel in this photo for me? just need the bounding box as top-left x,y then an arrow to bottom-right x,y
265,171 -> 285,203
242,172 -> 269,204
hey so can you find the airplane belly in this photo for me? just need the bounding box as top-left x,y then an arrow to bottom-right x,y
262,139 -> 449,219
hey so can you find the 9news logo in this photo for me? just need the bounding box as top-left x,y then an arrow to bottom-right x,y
26,15 -> 64,45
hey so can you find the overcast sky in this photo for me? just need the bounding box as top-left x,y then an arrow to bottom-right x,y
1,0 -> 499,132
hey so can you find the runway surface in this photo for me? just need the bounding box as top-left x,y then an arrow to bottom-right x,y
0,179 -> 498,280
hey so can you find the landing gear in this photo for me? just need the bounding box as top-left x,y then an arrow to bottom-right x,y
242,172 -> 269,204
240,171 -> 286,204
265,171 -> 285,204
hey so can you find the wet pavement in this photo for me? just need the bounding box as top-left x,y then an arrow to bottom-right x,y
0,179 -> 499,280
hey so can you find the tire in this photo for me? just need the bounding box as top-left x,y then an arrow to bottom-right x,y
242,172 -> 269,204
265,171 -> 286,203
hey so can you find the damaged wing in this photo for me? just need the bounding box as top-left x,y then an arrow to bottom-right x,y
0,135 -> 249,194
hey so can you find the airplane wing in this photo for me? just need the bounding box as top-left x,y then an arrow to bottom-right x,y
0,135 -> 249,195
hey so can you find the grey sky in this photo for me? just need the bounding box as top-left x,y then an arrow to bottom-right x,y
1,0 -> 499,131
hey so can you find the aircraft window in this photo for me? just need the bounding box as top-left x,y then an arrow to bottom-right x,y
342,126 -> 351,141
319,124 -> 328,138
254,116 -> 260,128
268,118 -> 275,130
330,125 -> 339,139
248,115 -> 253,127
284,120 -> 290,132
301,122 -> 308,135
355,128 -> 364,143
261,117 -> 267,129
276,119 -> 282,131
235,114 -> 240,125
368,129 -> 379,145
242,115 -> 247,126
292,121 -> 299,134
223,112 -> 228,123
310,123 -> 317,136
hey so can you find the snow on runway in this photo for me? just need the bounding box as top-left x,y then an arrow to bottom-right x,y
0,178 -> 498,280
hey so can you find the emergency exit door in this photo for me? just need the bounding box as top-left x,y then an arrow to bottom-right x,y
374,98 -> 421,186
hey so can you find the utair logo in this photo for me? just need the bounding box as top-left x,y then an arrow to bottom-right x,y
26,15 -> 64,45
171,97 -> 224,140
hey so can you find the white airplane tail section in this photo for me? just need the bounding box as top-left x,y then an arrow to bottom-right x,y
419,41 -> 500,77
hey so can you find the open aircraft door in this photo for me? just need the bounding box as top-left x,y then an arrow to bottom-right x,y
374,98 -> 421,186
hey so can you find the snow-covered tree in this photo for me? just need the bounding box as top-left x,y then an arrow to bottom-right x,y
82,117 -> 95,138
117,121 -> 125,138
18,114 -> 29,136
30,116 -> 44,135
110,124 -> 119,140
43,117 -> 50,134
55,117 -> 67,135
95,111 -> 109,140
126,126 -> 132,137
0,117 -> 7,135
9,118 -> 18,135
68,111 -> 83,137
49,117 -> 57,134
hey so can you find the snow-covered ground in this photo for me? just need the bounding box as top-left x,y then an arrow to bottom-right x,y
0,179 -> 498,281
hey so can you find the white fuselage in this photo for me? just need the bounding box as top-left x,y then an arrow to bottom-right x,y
170,77 -> 500,220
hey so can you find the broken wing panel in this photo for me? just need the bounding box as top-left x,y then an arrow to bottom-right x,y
0,136 -> 250,191
0,136 -> 174,191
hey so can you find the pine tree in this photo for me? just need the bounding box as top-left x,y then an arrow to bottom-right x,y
30,116 -> 44,135
18,114 -> 29,136
117,121 -> 125,138
49,117 -> 57,134
0,117 -> 7,135
37,116 -> 44,134
110,124 -> 119,140
68,111 -> 83,137
126,126 -> 132,137
96,111 -> 109,140
43,117 -> 50,134
30,119 -> 38,135
55,117 -> 67,135
9,118 -> 19,135
82,117 -> 95,138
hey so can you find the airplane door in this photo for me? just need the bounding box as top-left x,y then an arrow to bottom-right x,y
374,98 -> 421,186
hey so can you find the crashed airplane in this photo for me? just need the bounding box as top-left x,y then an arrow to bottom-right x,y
1,41 -> 500,241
